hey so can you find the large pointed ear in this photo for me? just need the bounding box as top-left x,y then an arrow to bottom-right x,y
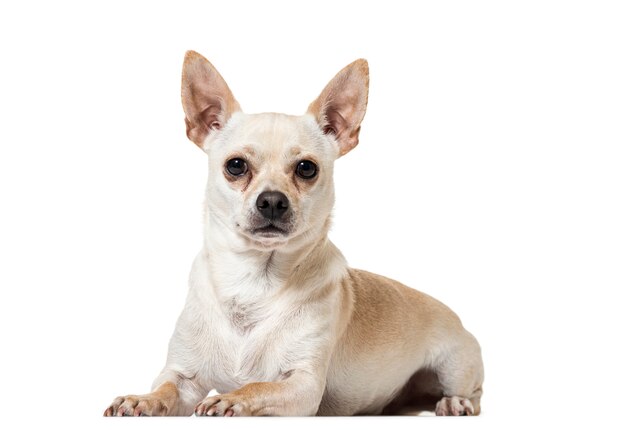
181,51 -> 241,149
307,59 -> 369,157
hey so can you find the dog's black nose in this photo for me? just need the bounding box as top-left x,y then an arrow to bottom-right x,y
256,191 -> 289,220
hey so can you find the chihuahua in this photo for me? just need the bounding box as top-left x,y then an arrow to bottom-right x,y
104,51 -> 484,417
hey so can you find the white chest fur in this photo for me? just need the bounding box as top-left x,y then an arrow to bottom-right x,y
205,311 -> 285,393
177,251 -> 338,394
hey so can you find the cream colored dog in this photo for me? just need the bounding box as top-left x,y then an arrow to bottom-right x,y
104,51 -> 484,417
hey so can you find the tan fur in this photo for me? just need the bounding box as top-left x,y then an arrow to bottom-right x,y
104,52 -> 483,417
316,269 -> 483,415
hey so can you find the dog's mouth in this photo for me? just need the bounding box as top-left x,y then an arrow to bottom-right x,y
251,223 -> 289,237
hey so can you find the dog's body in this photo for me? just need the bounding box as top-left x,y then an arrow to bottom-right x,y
104,52 -> 483,417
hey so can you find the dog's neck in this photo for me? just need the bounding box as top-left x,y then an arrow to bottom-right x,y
203,212 -> 347,306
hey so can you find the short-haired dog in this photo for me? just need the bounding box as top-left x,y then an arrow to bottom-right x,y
104,51 -> 484,417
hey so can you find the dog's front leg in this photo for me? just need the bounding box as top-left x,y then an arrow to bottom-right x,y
104,381 -> 179,417
104,369 -> 208,416
195,370 -> 324,416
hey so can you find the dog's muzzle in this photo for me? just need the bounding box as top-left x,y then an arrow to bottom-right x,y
248,191 -> 292,238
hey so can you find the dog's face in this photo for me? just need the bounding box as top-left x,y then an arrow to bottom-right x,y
181,52 -> 369,250
205,112 -> 338,249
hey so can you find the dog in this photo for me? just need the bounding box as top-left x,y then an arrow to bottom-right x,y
103,51 -> 484,417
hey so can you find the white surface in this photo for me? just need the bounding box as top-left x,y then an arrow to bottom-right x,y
1,1 -> 625,429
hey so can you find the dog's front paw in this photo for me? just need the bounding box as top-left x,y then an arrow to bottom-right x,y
103,394 -> 169,417
195,394 -> 252,417
435,396 -> 475,416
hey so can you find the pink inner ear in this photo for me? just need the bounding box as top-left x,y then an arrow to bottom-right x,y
323,125 -> 337,135
325,108 -> 348,138
199,104 -> 222,131
308,59 -> 368,157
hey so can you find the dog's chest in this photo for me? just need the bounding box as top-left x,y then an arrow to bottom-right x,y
225,298 -> 257,333
201,296 -> 294,393
186,253 -> 323,393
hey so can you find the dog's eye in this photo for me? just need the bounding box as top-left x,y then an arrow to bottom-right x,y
295,160 -> 318,179
225,158 -> 248,176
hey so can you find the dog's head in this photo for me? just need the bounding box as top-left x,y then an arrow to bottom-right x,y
181,51 -> 368,250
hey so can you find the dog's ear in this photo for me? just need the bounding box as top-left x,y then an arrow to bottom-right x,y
181,51 -> 241,149
307,59 -> 369,157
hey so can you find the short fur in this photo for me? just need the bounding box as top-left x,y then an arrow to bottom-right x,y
104,52 -> 484,417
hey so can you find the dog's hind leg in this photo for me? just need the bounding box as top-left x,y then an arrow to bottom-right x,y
381,368 -> 443,415
433,330 -> 484,416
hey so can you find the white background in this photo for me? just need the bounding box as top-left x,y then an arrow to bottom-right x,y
1,1 -> 625,429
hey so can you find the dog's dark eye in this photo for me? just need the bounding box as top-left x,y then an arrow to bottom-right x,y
225,158 -> 248,176
295,160 -> 318,179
